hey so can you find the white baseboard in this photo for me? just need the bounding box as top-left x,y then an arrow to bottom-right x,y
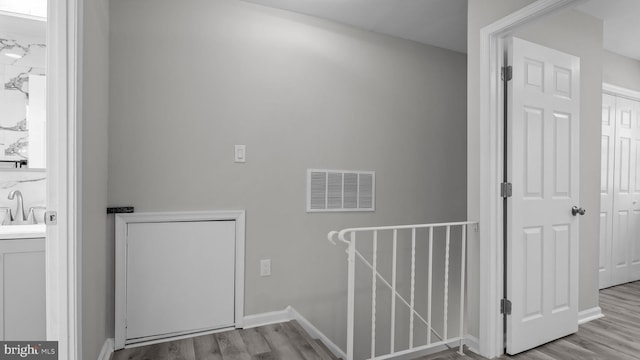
578,306 -> 604,325
242,308 -> 294,329
286,306 -> 346,360
243,306 -> 346,360
464,335 -> 480,354
98,338 -> 114,360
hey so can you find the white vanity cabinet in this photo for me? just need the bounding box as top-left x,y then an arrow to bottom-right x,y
0,237 -> 46,340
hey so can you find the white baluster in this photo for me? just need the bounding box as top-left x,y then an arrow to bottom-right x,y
391,229 -> 397,354
347,232 -> 356,360
409,228 -> 416,349
458,225 -> 467,355
331,221 -> 478,360
427,226 -> 433,345
444,225 -> 450,340
371,230 -> 377,359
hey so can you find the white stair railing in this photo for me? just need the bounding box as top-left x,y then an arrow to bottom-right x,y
328,221 -> 478,360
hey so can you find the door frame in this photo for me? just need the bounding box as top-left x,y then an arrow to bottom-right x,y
46,0 -> 81,359
603,83 -> 640,102
476,0 -> 582,358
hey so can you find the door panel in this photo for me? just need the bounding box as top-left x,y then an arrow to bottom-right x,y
599,94 -> 616,288
523,227 -> 543,320
125,220 -> 236,341
507,37 -> 580,355
552,225 -> 570,312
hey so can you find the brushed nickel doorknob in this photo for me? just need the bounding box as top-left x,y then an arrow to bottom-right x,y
571,206 -> 586,216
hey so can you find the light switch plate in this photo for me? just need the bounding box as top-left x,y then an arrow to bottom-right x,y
235,145 -> 246,163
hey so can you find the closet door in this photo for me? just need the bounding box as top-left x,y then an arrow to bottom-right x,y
611,96 -> 640,285
625,98 -> 640,281
125,220 -> 236,342
600,94 -> 616,288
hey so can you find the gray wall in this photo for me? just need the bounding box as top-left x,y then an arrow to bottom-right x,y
603,50 -> 640,91
108,0 -> 467,351
81,0 -> 110,358
467,0 -> 603,338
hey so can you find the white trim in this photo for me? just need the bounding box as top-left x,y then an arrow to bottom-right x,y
242,308 -> 293,329
464,335 -> 480,355
476,0 -> 583,358
242,306 -> 346,360
286,306 -> 346,360
603,83 -> 640,102
578,307 -> 604,325
46,0 -> 81,359
114,210 -> 246,350
98,338 -> 114,360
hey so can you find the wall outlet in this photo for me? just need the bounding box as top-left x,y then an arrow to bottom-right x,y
260,259 -> 271,277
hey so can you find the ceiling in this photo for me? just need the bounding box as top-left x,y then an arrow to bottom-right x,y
576,0 -> 640,60
243,0 -> 640,61
242,0 -> 468,54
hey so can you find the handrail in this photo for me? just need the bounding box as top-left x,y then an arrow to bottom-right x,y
327,230 -> 349,246
330,220 -> 478,245
329,220 -> 478,360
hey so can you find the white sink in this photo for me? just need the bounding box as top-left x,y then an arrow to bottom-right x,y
0,224 -> 46,239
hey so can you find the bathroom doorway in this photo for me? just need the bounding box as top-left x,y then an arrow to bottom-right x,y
0,0 -> 80,358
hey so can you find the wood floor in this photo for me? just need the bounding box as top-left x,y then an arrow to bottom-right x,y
419,281 -> 640,360
111,321 -> 339,360
112,281 -> 640,360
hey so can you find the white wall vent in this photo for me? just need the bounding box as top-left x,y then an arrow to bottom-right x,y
307,169 -> 375,212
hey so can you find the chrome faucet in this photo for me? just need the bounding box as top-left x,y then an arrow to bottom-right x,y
8,190 -> 26,223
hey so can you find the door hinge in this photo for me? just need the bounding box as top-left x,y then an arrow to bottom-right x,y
501,65 -> 513,81
501,298 -> 512,315
500,182 -> 512,198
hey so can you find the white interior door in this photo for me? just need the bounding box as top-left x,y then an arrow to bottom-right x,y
125,220 -> 236,342
599,93 -> 616,288
610,96 -> 640,285
506,37 -> 580,355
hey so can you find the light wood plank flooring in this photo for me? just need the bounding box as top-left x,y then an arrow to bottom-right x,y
112,281 -> 640,360
419,281 -> 640,360
111,321 -> 339,360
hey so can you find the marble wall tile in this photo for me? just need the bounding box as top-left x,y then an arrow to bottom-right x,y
0,34 -> 46,163
0,21 -> 47,209
0,170 -> 46,215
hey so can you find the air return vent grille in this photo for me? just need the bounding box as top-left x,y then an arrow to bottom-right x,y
307,169 -> 375,212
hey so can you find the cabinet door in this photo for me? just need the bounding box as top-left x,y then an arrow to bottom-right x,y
0,238 -> 46,340
125,220 -> 235,342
